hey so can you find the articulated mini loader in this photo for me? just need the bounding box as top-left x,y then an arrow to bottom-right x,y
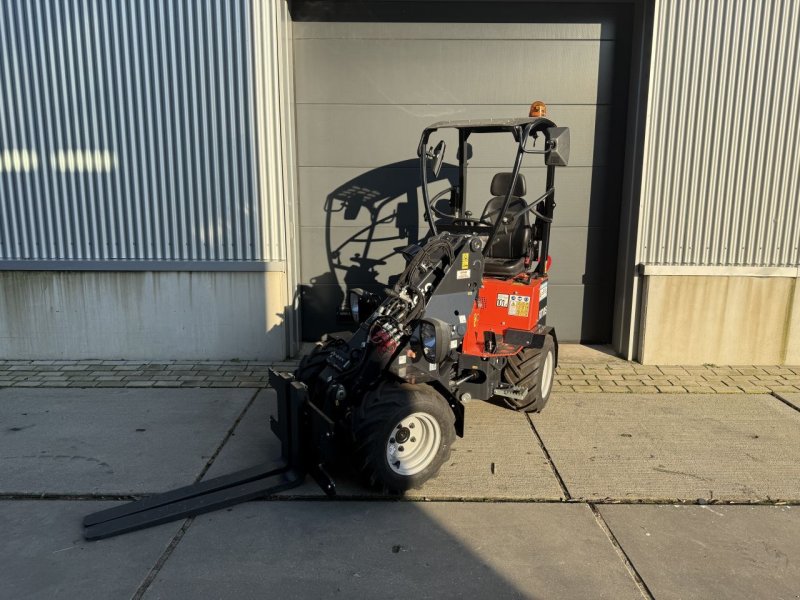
84,107 -> 570,540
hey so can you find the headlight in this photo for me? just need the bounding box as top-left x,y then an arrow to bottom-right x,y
420,321 -> 437,362
418,318 -> 452,364
348,289 -> 379,324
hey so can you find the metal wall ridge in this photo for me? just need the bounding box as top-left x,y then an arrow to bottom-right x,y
638,0 -> 800,268
0,259 -> 286,272
641,264 -> 799,278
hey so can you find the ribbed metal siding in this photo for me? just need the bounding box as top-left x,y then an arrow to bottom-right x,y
252,0 -> 293,265
638,0 -> 800,267
0,0 -> 280,262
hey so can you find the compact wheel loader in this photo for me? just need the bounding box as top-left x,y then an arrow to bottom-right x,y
83,107 -> 570,540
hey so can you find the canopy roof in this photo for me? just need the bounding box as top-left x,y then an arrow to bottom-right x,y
423,117 -> 552,133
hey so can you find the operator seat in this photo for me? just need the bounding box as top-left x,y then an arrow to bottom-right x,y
481,173 -> 533,277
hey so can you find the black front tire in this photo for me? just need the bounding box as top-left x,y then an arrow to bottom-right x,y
351,382 -> 456,493
294,333 -> 352,398
501,334 -> 556,413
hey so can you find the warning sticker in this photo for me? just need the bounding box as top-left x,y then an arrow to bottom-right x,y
508,294 -> 531,317
539,281 -> 548,301
456,269 -> 471,280
461,252 -> 470,270
496,293 -> 509,308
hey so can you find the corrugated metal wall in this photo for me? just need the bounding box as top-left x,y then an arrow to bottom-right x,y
0,0 -> 286,263
638,0 -> 800,267
252,0 -> 294,266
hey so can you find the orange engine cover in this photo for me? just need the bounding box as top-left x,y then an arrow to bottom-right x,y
462,276 -> 548,357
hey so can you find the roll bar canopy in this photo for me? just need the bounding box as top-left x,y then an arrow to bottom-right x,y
417,116 -> 568,275
417,117 -> 556,156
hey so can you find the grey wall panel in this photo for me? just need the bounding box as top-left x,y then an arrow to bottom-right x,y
297,105 -> 610,168
294,22 -> 614,40
0,0 -> 275,262
293,6 -> 629,342
546,283 -> 613,342
638,0 -> 800,267
295,39 -> 615,104
300,223 -> 615,287
297,165 -> 447,229
547,228 -> 616,286
299,224 -> 410,286
298,166 -> 609,229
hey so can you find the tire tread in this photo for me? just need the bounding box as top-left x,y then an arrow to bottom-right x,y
501,335 -> 555,413
352,383 -> 454,493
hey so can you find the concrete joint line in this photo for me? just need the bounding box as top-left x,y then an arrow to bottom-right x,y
130,389 -> 261,600
589,504 -> 655,600
526,414 -> 572,501
131,518 -> 194,600
193,389 -> 262,483
771,391 -> 800,413
2,494 -> 800,506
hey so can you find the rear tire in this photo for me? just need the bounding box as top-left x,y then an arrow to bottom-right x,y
501,334 -> 556,413
352,382 -> 456,493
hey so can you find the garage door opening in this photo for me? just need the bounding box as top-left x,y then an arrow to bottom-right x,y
291,1 -> 633,343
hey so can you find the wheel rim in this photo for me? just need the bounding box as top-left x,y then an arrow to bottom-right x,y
540,349 -> 555,398
386,412 -> 442,476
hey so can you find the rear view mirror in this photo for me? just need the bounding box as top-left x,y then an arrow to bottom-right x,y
545,127 -> 570,166
427,140 -> 446,178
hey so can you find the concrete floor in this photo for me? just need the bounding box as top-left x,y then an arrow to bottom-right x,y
1,386 -> 799,599
534,393 -> 800,502
557,343 -> 625,363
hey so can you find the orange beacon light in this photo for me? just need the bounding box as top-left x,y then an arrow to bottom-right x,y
529,100 -> 547,118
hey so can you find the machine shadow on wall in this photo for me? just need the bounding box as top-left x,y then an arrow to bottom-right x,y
299,160 -> 457,341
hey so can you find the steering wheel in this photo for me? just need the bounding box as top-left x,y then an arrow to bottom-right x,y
430,187 -> 493,227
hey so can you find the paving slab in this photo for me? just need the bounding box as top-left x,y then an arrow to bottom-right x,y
0,387 -> 253,494
0,500 -> 180,599
534,393 -> 800,501
599,505 -> 800,600
144,502 -> 641,600
205,390 -> 564,500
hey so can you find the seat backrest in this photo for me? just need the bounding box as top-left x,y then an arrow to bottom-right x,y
480,173 -> 530,260
490,172 -> 526,198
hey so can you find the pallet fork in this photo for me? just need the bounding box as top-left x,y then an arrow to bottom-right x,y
83,370 -> 336,540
